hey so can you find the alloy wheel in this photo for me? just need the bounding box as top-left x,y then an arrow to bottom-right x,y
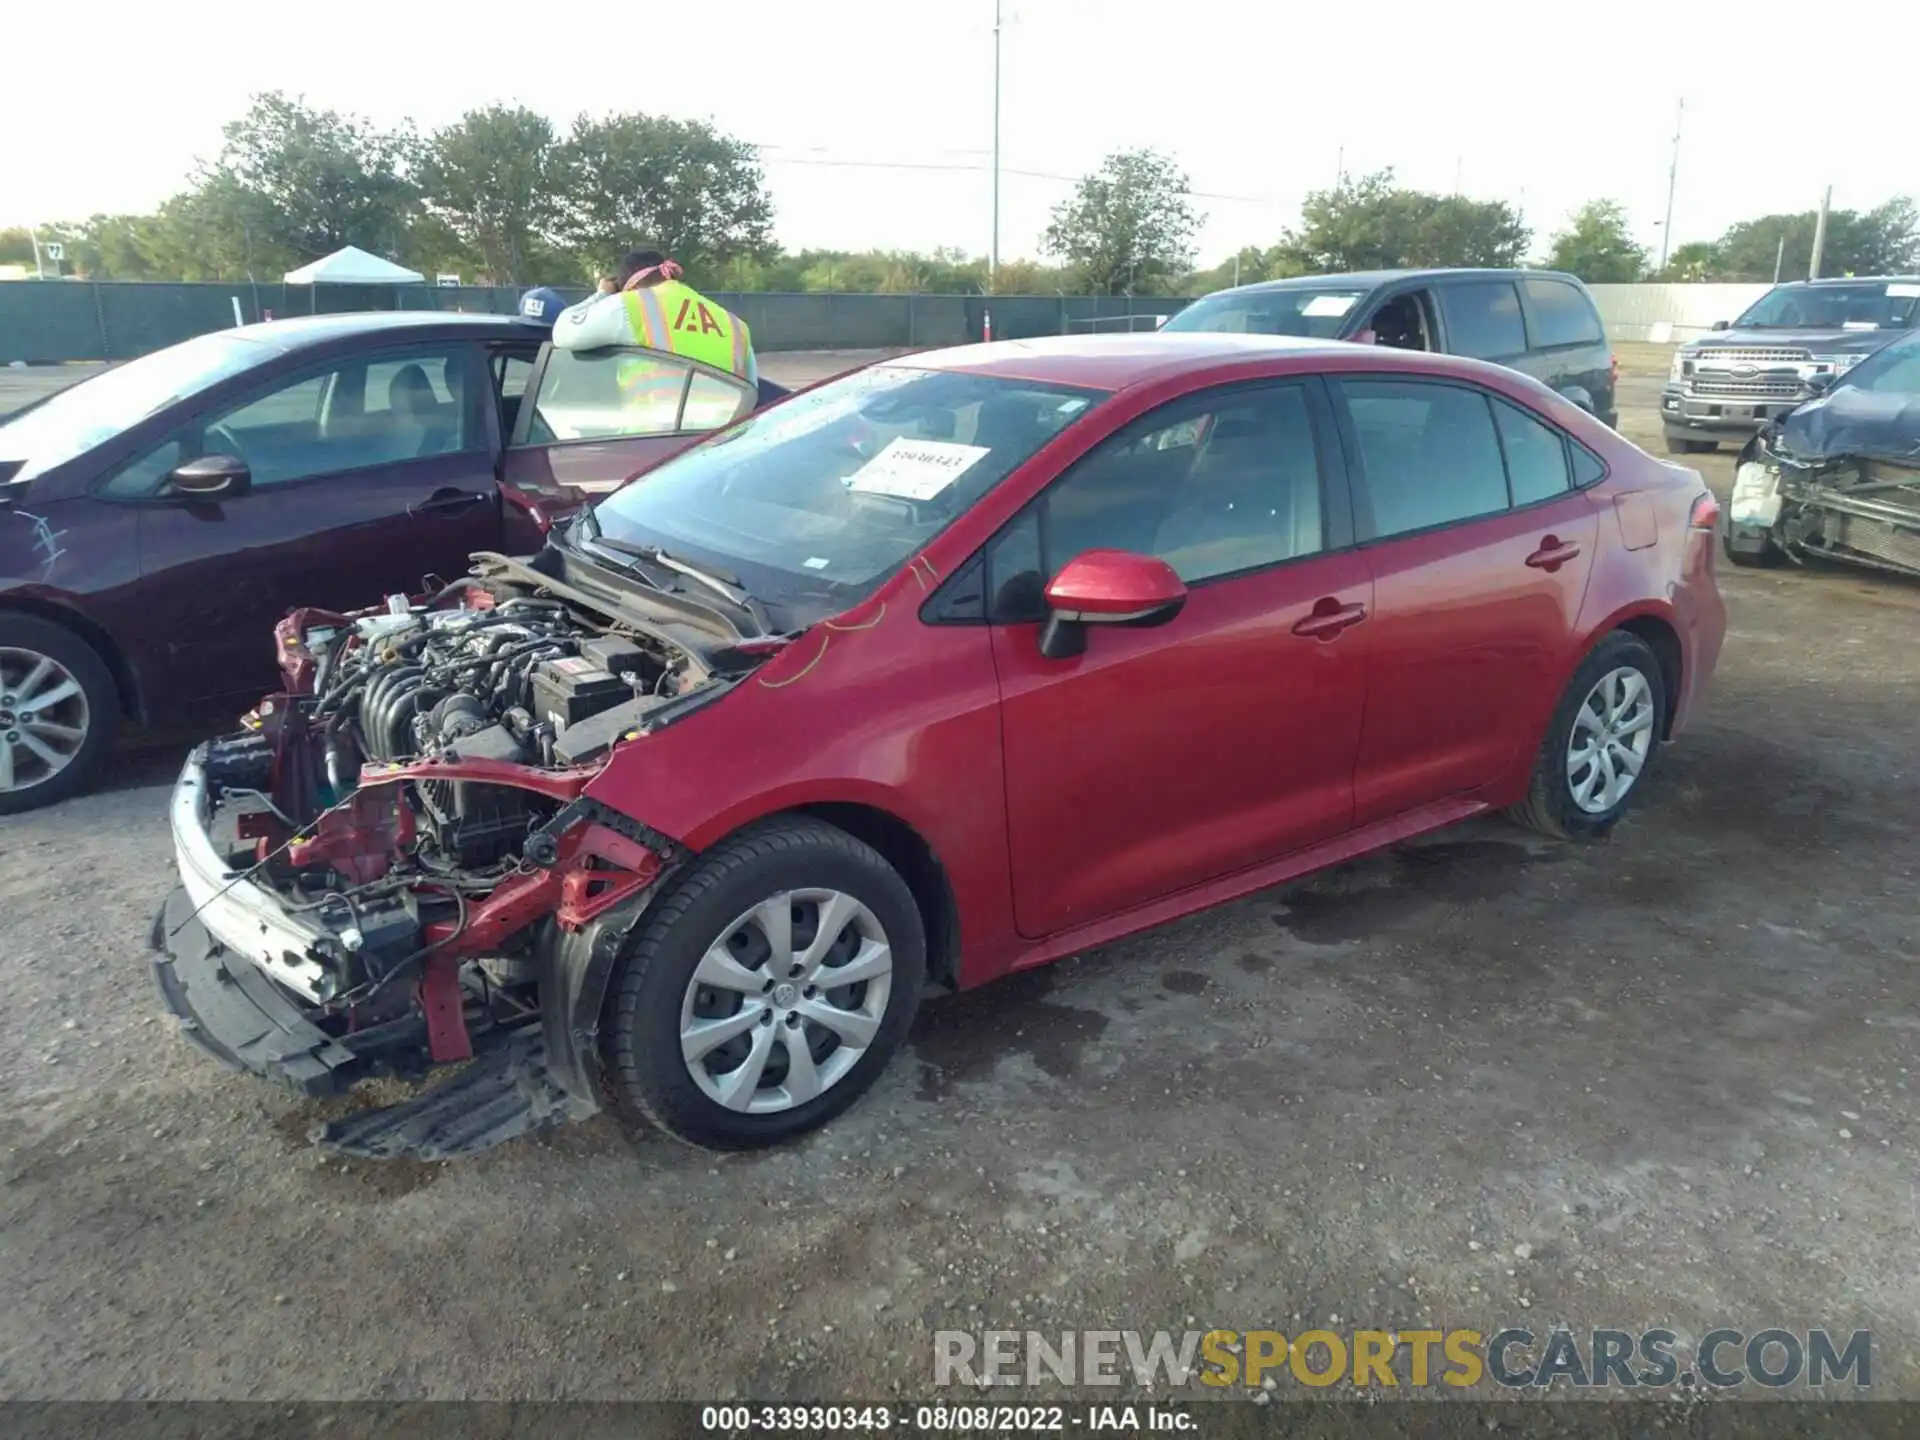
1566,665 -> 1656,815
678,888 -> 895,1114
0,647 -> 92,797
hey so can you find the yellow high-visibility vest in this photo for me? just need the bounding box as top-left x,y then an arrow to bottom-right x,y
616,279 -> 756,383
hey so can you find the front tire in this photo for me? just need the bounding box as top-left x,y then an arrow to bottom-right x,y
603,816 -> 926,1150
0,615 -> 119,816
1508,632 -> 1667,842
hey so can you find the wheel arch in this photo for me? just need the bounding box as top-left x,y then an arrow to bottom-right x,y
0,595 -> 143,723
1588,607 -> 1683,741
788,801 -> 962,993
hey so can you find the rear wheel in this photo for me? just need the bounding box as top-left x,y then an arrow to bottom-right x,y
1508,632 -> 1667,842
603,816 -> 925,1150
0,616 -> 119,816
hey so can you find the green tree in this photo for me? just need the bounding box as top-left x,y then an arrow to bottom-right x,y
1545,200 -> 1648,283
0,228 -> 36,266
206,92 -> 419,263
1709,198 -> 1920,281
1279,169 -> 1529,273
556,114 -> 775,276
1648,240 -> 1717,282
1182,244 -> 1306,295
987,257 -> 1069,295
418,104 -> 561,284
1043,149 -> 1201,295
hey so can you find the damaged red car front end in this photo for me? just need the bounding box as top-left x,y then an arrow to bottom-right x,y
151,557 -> 742,1159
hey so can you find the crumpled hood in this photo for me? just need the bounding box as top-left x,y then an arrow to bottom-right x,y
1775,384 -> 1920,465
1684,327 -> 1904,358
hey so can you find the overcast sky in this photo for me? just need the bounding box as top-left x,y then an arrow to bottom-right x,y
7,0 -> 1915,266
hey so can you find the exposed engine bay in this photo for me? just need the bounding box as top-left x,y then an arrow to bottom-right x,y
153,563 -> 761,1159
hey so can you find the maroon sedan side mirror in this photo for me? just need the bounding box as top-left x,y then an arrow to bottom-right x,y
1038,548 -> 1188,660
169,454 -> 252,499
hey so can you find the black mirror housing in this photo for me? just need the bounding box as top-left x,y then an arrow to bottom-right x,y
169,453 -> 252,499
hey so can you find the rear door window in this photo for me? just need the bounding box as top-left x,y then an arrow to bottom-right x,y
1438,282 -> 1527,360
1337,378 -> 1510,539
1522,278 -> 1606,348
1491,397 -> 1573,506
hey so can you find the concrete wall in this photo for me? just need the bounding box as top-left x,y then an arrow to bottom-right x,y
1587,283 -> 1775,343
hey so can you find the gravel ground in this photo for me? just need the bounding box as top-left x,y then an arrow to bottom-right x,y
4,347 -> 1919,1407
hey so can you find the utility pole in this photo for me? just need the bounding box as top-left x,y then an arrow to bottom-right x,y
1335,146 -> 1344,189
1809,185 -> 1831,280
28,225 -> 45,280
1773,234 -> 1785,283
1658,97 -> 1684,272
990,0 -> 1002,285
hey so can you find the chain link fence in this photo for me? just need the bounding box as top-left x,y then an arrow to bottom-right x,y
0,283 -> 1199,365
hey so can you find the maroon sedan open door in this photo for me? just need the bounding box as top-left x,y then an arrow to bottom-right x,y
500,344 -> 759,500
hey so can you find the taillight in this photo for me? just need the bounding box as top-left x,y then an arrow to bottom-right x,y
1689,491 -> 1720,531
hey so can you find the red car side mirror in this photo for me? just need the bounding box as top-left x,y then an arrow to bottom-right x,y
1038,549 -> 1188,659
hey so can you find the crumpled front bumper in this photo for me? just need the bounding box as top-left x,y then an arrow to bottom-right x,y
1726,458 -> 1786,553
169,745 -> 336,1002
152,748 -> 601,1158
150,886 -> 367,1096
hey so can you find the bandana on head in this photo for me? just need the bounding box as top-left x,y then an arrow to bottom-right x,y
623,259 -> 684,290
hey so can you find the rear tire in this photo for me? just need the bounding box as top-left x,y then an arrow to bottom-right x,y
603,816 -> 926,1150
1508,632 -> 1667,842
0,615 -> 119,816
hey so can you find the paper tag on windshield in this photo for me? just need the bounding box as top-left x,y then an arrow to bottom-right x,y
1886,283 -> 1920,298
1302,294 -> 1358,317
847,438 -> 990,501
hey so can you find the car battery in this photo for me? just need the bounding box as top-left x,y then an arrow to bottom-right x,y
531,656 -> 630,733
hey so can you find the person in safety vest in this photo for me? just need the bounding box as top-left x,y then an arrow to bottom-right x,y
553,248 -> 759,386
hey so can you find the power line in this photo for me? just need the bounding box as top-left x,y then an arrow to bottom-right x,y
749,147 -> 1276,204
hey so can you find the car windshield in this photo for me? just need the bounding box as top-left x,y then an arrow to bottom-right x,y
0,331 -> 271,481
1837,335 -> 1920,396
1162,287 -> 1369,338
584,364 -> 1104,629
1733,282 -> 1920,331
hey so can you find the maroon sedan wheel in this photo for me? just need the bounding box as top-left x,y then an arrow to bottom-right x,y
0,616 -> 119,816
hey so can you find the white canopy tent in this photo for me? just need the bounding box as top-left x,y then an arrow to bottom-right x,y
282,246 -> 425,285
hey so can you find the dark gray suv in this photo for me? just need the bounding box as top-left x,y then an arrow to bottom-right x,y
1163,268 -> 1618,428
1660,276 -> 1920,454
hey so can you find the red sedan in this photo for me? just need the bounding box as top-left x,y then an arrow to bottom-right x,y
156,333 -> 1726,1158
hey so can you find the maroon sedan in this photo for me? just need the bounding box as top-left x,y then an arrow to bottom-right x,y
0,312 -> 766,813
156,333 -> 1727,1159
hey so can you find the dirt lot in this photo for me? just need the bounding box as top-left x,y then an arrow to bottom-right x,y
4,345 -> 1919,1407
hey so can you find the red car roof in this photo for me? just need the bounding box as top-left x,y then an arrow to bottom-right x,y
891,331 -> 1581,404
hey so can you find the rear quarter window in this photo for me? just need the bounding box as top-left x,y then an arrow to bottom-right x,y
1522,278 -> 1606,348
1438,282 -> 1527,360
